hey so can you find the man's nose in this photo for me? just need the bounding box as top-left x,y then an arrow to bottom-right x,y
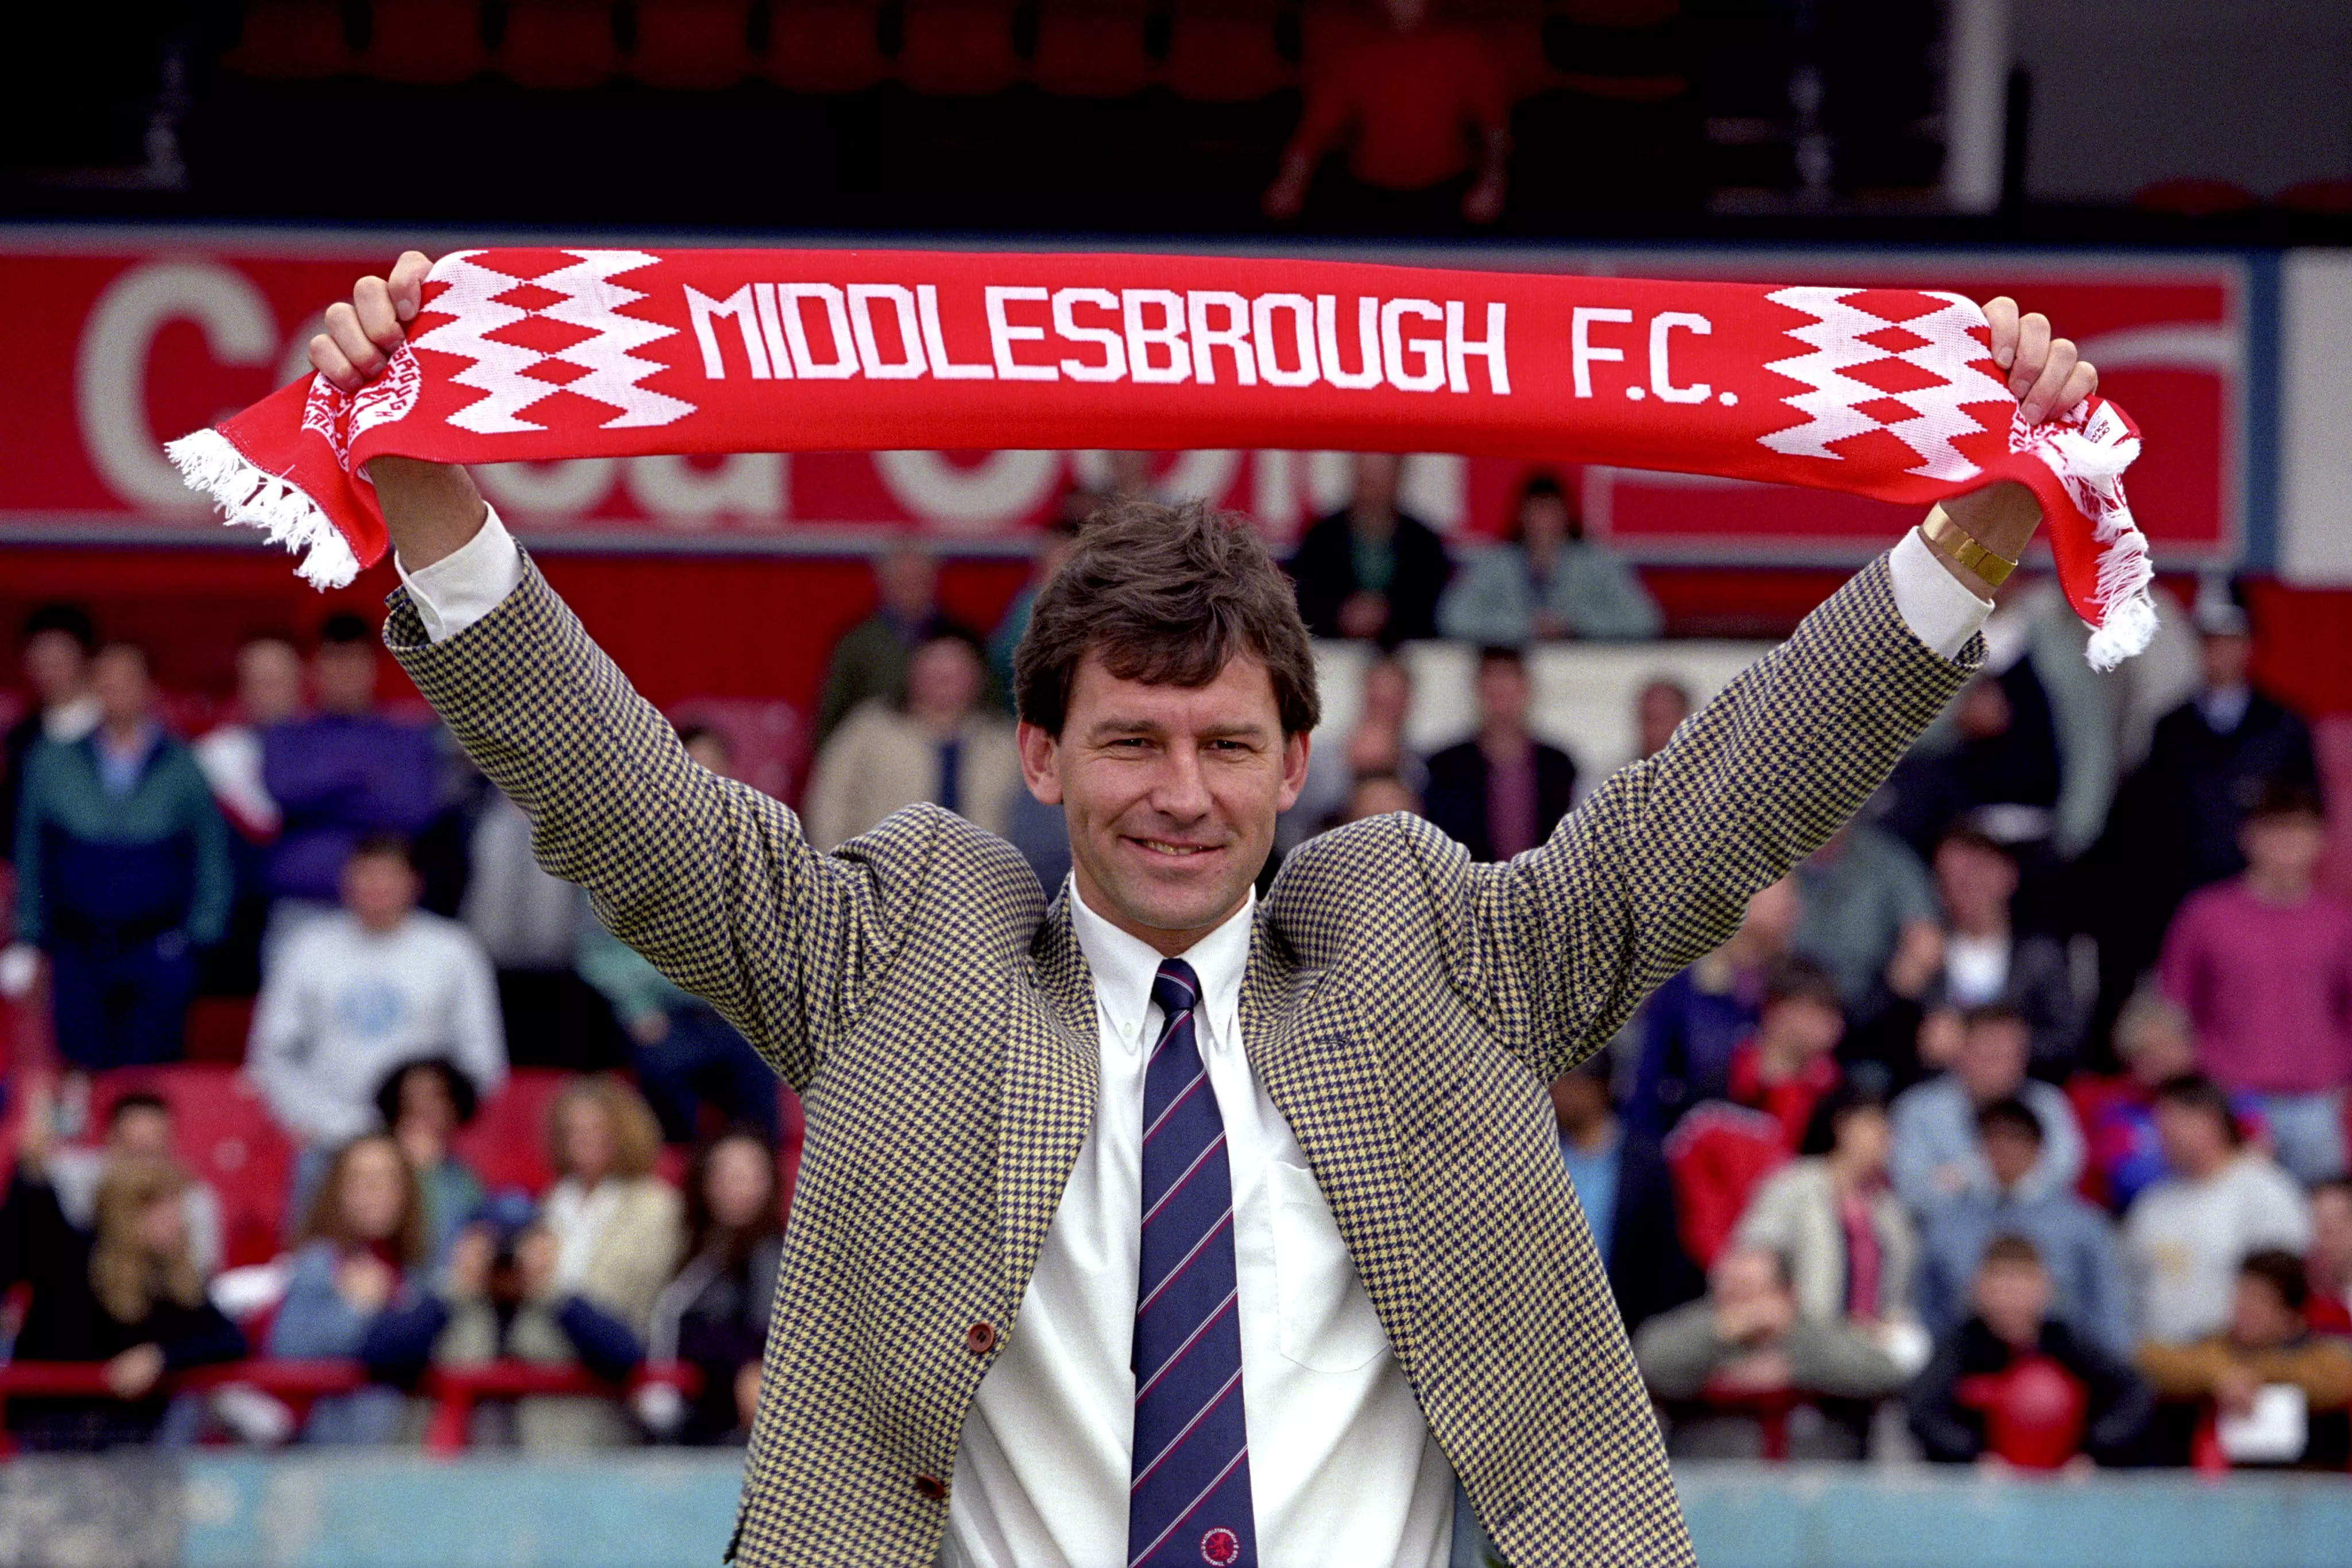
1147,746 -> 1213,820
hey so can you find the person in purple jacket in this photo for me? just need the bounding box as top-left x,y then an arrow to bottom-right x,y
260,612 -> 440,944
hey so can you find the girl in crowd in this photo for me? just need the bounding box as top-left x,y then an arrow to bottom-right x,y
374,1056 -> 488,1264
268,1132 -> 428,1442
640,1130 -> 784,1443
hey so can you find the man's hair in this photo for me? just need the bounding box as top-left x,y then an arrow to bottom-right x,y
2241,1248 -> 2310,1315
347,831 -> 415,870
1963,1001 -> 2030,1036
22,601 -> 96,652
1981,1233 -> 2044,1271
94,640 -> 150,672
2153,1072 -> 2241,1145
2314,1176 -> 2352,1207
1012,498 -> 1320,738
318,610 -> 374,648
674,722 -> 732,765
107,1090 -> 171,1129
373,1055 -> 481,1130
1763,955 -> 1841,1013
1937,823 -> 2012,862
1475,644 -> 1527,674
2246,777 -> 2324,825
1797,1082 -> 1887,1157
1974,1095 -> 2044,1146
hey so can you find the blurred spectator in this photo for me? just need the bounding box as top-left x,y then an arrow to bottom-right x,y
1915,1098 -> 2133,1356
1422,646 -> 1576,862
1,601 -> 99,862
374,1058 -> 488,1265
2308,1179 -> 2352,1336
540,1077 -> 686,1334
361,1190 -> 645,1450
2138,1250 -> 2352,1468
1634,1246 -> 1906,1461
1889,1005 -> 2084,1218
459,755 -> 599,1069
48,1087 -> 225,1279
260,611 -> 439,940
192,634 -> 304,841
0,1109 -> 243,1451
1438,473 -> 1662,643
1280,650 -> 1426,852
1627,879 -> 1798,1141
1286,454 -> 1452,643
818,544 -> 983,744
1920,828 -> 2083,1077
2125,1075 -> 2311,1346
1908,1234 -> 2152,1470
2160,781 -> 2352,1184
577,731 -> 778,1147
1789,822 -> 1940,1018
7,642 -> 230,1068
1734,1086 -> 1920,1340
1723,958 -> 1846,1148
247,835 -> 506,1153
1262,0 -> 1510,228
1635,677 -> 1693,760
267,1132 -> 429,1443
1551,1053 -> 1697,1334
2074,990 -> 2268,1214
987,504 -> 1089,696
639,1131 -> 783,1445
806,632 -> 1019,853
1328,772 -> 1423,830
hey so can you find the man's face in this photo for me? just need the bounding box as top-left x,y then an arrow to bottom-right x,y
1974,1260 -> 2051,1345
2314,1187 -> 2352,1274
23,629 -> 88,703
342,851 -> 420,931
2241,812 -> 2326,887
1475,658 -> 1530,733
91,648 -> 152,730
1763,994 -> 1843,1060
2229,1276 -> 2300,1350
2154,1099 -> 2229,1176
2119,1012 -> 2196,1086
906,637 -> 984,725
1981,1122 -> 2041,1191
1351,452 -> 1401,519
1635,682 -> 1689,758
1518,492 -> 1572,553
875,547 -> 938,622
1957,1019 -> 2029,1102
314,642 -> 378,715
237,638 -> 304,725
1935,840 -> 2017,928
109,1105 -> 172,1160
1020,651 -> 1307,953
2201,629 -> 2252,692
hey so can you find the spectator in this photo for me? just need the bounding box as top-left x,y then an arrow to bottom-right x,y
1262,0 -> 1510,229
1279,650 -> 1426,852
2073,989 -> 2269,1214
260,611 -> 439,940
1915,1098 -> 2134,1356
1421,646 -> 1577,862
1919,827 -> 2083,1077
540,1077 -> 686,1334
1889,1005 -> 2085,1218
361,1191 -> 646,1450
2308,1179 -> 2352,1336
267,1132 -> 429,1443
1326,771 -> 1422,830
2138,1250 -> 2352,1468
1438,473 -> 1663,643
1550,1054 -> 1697,1334
374,1058 -> 488,1264
0,1110 -> 243,1451
639,1131 -> 784,1445
1627,878 -> 1798,1141
817,544 -> 982,744
1734,1086 -> 1921,1341
1,601 -> 99,863
987,504 -> 1089,696
1286,453 -> 1453,643
804,631 -> 1021,853
1789,821 -> 1940,1017
1634,1246 -> 1906,1461
8,642 -> 231,1069
2160,781 -> 2352,1184
192,634 -> 304,841
247,834 -> 506,1156
1663,1099 -> 1790,1274
1908,1234 -> 2153,1470
1723,958 -> 1846,1149
1635,677 -> 1693,760
47,1087 -> 225,1279
2124,1075 -> 2311,1346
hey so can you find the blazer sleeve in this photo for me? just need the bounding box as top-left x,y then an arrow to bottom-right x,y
385,555 -> 918,1091
1437,552 -> 1978,1079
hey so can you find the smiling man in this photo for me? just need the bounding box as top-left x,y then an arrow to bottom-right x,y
310,253 -> 2093,1568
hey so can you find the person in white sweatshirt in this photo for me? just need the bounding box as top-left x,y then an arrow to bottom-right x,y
246,833 -> 506,1153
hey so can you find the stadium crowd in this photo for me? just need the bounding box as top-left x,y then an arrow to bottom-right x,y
1,459 -> 2348,1476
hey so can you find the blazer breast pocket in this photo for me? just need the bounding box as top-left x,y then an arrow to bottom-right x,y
1267,1161 -> 1390,1372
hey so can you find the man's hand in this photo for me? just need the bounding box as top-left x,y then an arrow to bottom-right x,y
309,252 -> 489,572
105,1344 -> 167,1400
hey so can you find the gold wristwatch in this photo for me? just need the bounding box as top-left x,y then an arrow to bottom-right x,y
1921,506 -> 2018,588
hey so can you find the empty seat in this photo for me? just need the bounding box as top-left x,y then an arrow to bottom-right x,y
1163,0 -> 1297,103
760,0 -> 891,92
1031,0 -> 1155,98
895,0 -> 1024,96
360,0 -> 488,84
628,0 -> 756,90
451,1067 -> 570,1194
223,0 -> 354,79
497,0 -> 622,90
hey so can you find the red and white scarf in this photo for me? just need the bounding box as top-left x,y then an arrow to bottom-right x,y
169,247 -> 2154,666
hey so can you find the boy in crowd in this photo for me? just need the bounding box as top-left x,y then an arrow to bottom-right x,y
2139,1250 -> 2352,1468
2124,1076 -> 2310,1346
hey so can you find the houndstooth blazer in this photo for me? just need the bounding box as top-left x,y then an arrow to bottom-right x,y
386,551 -> 1978,1568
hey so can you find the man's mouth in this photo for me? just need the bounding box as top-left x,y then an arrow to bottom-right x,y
1132,838 -> 1218,858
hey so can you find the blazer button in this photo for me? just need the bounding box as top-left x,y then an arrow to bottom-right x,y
915,1474 -> 947,1501
965,1322 -> 997,1355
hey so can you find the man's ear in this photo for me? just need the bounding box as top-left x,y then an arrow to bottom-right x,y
1017,721 -> 1063,806
1276,729 -> 1310,814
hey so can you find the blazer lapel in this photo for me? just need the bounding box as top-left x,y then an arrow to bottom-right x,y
1000,890 -> 1101,1306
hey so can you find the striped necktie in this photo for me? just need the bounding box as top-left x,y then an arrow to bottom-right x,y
1128,958 -> 1258,1568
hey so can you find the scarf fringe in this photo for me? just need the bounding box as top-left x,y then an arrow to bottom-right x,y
165,429 -> 362,590
2042,419 -> 2157,671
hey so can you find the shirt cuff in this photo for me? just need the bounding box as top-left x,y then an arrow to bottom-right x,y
396,506 -> 524,643
1889,525 -> 1993,661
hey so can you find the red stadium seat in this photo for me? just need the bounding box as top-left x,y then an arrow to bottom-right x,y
2280,179 -> 2352,216
223,0 -> 354,79
359,0 -> 489,84
1162,1 -> 1297,103
895,0 -> 1024,96
94,1064 -> 295,1269
628,0 -> 755,90
759,0 -> 891,92
1031,0 -> 1155,99
497,0 -> 622,90
451,1067 -> 570,1194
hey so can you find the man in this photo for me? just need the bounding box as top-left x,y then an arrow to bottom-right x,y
45,1086 -> 226,1277
1789,819 -> 1940,1015
1,602 -> 100,865
817,543 -> 985,744
1722,957 -> 1845,1148
1889,1003 -> 2084,1218
1549,1053 -> 1696,1335
2160,781 -> 2352,1183
2124,1074 -> 2310,1346
1437,473 -> 1664,644
1919,826 -> 2082,1075
9,643 -> 231,1069
2138,1250 -> 2352,1468
247,834 -> 506,1153
1420,646 -> 1577,862
192,634 -> 305,841
1634,676 -> 1693,761
1285,452 -> 1452,642
310,253 -> 2089,1566
1915,1098 -> 2133,1356
804,630 -> 1022,851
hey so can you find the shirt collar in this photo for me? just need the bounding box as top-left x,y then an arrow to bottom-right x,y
1066,875 -> 1254,1051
